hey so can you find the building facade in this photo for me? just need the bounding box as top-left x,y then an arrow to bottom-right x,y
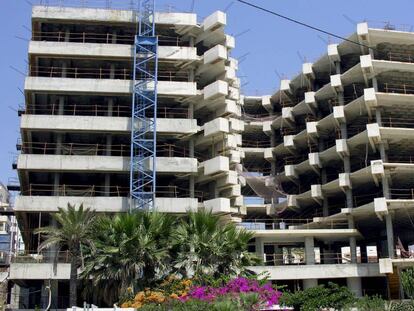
10,3 -> 244,309
8,2 -> 414,309
241,23 -> 414,298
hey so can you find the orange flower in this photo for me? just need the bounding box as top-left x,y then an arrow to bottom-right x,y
120,302 -> 131,308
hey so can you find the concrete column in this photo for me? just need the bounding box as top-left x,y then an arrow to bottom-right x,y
303,279 -> 318,290
348,215 -> 357,263
317,121 -> 329,216
64,28 -> 70,42
58,96 -> 65,116
382,175 -> 390,199
189,37 -> 195,47
305,237 -> 315,265
106,135 -> 112,156
189,139 -> 195,198
107,98 -> 114,117
61,61 -> 67,78
104,174 -> 111,197
274,246 -> 283,265
376,109 -> 388,162
255,237 -> 265,263
270,130 -> 277,175
111,30 -> 117,44
372,76 -> 379,91
110,63 -> 115,79
10,284 -> 27,308
386,213 -> 395,258
189,68 -> 195,82
347,277 -> 362,297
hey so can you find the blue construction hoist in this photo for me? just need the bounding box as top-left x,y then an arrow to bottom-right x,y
130,0 -> 158,210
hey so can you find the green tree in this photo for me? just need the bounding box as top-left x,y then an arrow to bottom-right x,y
171,210 -> 259,280
81,210 -> 174,305
35,203 -> 96,307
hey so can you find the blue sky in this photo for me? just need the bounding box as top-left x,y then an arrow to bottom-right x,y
1,0 -> 414,185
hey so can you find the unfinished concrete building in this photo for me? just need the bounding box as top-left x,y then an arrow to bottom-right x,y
9,3 -> 244,308
241,22 -> 414,298
8,1 -> 414,308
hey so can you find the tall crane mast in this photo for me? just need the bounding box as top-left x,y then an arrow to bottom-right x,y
130,0 -> 158,210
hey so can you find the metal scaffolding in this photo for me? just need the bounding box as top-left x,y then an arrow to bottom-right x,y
130,0 -> 158,210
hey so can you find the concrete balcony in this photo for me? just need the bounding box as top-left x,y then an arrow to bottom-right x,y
28,41 -> 199,62
10,263 -> 71,280
17,154 -> 198,174
24,77 -> 197,97
248,263 -> 381,281
14,196 -> 198,213
20,115 -> 198,136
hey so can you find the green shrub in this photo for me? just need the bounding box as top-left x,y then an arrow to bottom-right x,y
389,300 -> 414,311
401,268 -> 414,299
354,295 -> 386,311
279,282 -> 355,311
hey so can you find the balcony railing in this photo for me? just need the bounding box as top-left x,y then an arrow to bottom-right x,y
381,83 -> 414,95
19,142 -> 208,161
23,103 -> 190,118
238,218 -> 348,230
382,117 -> 414,129
11,250 -> 71,263
29,65 -> 189,81
262,252 -> 377,266
32,31 -> 189,46
390,188 -> 414,200
21,184 -> 204,200
242,140 -> 271,148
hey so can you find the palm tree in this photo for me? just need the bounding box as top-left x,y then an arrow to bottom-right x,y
35,203 -> 96,307
81,210 -> 174,305
171,210 -> 259,279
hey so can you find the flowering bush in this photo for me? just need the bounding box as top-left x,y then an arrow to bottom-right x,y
180,277 -> 281,308
120,289 -> 166,308
120,276 -> 281,310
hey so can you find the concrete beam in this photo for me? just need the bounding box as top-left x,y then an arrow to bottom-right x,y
18,155 -> 198,174
14,196 -> 198,213
10,263 -> 70,280
32,6 -> 197,26
29,41 -> 199,62
21,115 -> 198,135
